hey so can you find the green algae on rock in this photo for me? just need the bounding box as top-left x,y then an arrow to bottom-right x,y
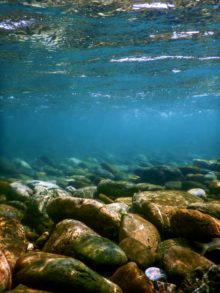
43,219 -> 127,268
15,252 -> 122,293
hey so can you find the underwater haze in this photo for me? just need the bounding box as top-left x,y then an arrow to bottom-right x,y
0,0 -> 220,162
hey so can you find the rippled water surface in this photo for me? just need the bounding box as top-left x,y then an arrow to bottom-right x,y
0,0 -> 220,161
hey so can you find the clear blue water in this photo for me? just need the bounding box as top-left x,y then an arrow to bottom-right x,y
0,1 -> 220,162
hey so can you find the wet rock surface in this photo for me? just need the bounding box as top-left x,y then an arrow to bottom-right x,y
43,219 -> 127,268
0,155 -> 220,291
15,252 -> 122,293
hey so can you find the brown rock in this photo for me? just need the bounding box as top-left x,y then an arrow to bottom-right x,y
0,204 -> 24,221
188,201 -> 220,220
170,208 -> 220,240
119,237 -> 155,269
159,245 -> 213,283
110,262 -> 154,293
0,216 -> 28,269
47,196 -> 121,240
132,202 -> 178,238
0,249 -> 11,291
119,213 -> 160,252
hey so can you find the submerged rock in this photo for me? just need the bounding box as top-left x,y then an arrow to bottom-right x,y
15,252 -> 122,293
23,184 -> 70,233
97,179 -> 138,198
5,284 -> 52,292
0,204 -> 24,221
133,190 -> 203,210
110,262 -> 154,293
43,219 -> 127,268
72,186 -> 97,198
188,201 -> 220,220
170,208 -> 220,240
0,249 -> 11,291
0,216 -> 28,269
47,196 -> 121,240
119,237 -> 155,269
133,201 -> 178,238
158,245 -> 213,283
119,213 -> 160,252
187,188 -> 206,198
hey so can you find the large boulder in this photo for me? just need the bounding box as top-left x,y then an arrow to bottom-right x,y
15,252 -> 122,293
47,197 -> 121,240
43,219 -> 127,268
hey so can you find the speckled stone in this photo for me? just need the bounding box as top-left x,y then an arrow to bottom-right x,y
0,249 -> 11,291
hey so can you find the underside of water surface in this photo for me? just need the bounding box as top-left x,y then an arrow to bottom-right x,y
0,0 -> 220,165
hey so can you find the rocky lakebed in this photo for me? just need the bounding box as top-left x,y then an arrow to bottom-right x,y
0,155 -> 220,292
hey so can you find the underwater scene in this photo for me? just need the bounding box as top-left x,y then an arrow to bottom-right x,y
0,0 -> 220,292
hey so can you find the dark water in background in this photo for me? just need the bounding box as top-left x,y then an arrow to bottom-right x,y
0,0 -> 220,162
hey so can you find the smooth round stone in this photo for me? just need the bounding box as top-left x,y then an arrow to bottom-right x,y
0,204 -> 24,221
187,188 -> 206,198
5,284 -> 52,292
15,252 -> 122,293
97,179 -> 138,198
145,267 -> 167,282
9,182 -> 33,202
188,201 -> 220,220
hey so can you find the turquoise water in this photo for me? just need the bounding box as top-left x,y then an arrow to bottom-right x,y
0,1 -> 220,162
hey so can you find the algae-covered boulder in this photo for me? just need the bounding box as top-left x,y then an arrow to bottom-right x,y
0,216 -> 28,269
15,252 -> 122,293
119,213 -> 160,252
170,208 -> 220,240
47,196 -> 121,240
97,179 -> 138,198
110,262 -> 154,293
43,219 -> 127,268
